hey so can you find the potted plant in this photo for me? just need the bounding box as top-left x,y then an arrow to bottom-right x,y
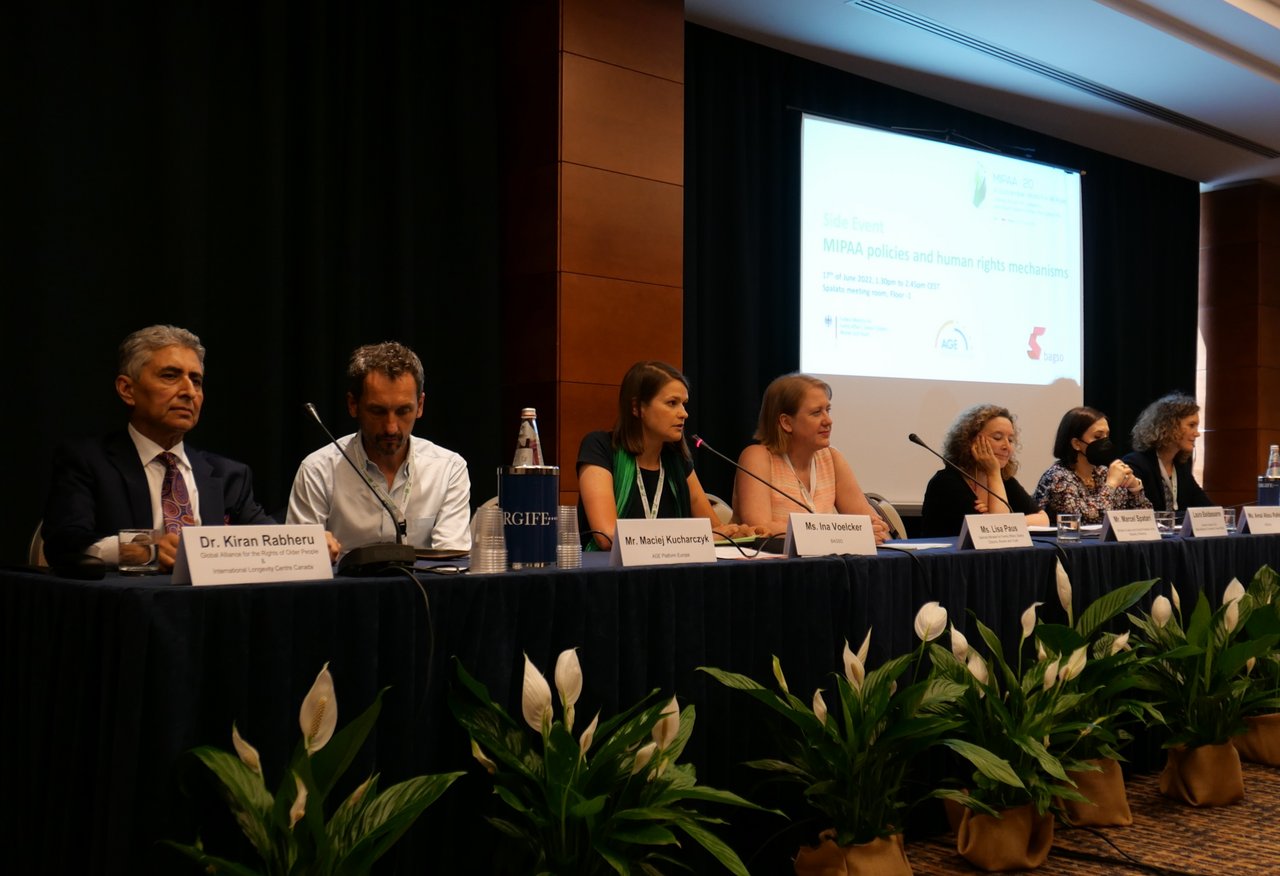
1228,566 -> 1280,765
1128,577 -> 1279,806
700,602 -> 1014,876
1031,563 -> 1159,826
927,599 -> 1097,871
450,649 -> 771,875
164,663 -> 463,875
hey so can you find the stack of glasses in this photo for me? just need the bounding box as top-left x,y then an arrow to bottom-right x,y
557,505 -> 582,569
471,505 -> 507,574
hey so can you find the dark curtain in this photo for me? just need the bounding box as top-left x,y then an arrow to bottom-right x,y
7,2 -> 505,560
684,25 -> 1201,502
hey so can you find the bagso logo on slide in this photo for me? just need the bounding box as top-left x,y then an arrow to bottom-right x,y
1026,326 -> 1046,360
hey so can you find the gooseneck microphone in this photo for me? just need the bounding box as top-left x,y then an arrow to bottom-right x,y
691,434 -> 814,513
908,432 -> 1013,513
304,402 -> 417,575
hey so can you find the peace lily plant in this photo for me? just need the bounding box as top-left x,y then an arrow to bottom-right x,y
165,663 -> 463,876
450,649 -> 770,875
700,602 -> 1013,848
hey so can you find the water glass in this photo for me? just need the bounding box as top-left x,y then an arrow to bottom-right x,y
1154,510 -> 1176,536
470,506 -> 507,574
118,528 -> 161,574
1223,508 -> 1237,533
556,505 -> 582,569
1056,513 -> 1081,542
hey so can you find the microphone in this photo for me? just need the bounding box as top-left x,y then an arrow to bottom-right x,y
690,434 -> 814,513
908,432 -> 1013,513
303,402 -> 417,576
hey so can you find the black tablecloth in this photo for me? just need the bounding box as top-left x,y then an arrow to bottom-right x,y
4,533 -> 1278,873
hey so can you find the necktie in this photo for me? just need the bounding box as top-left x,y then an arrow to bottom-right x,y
159,451 -> 197,533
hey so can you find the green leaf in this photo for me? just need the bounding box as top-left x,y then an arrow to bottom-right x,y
188,747 -> 276,863
608,823 -> 680,846
942,739 -> 1024,789
1076,580 -> 1157,639
159,841 -> 266,876
309,687 -> 387,800
337,772 -> 463,874
674,818 -> 752,876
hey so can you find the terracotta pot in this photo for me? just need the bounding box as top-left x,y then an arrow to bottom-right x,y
1234,713 -> 1280,766
1158,742 -> 1244,806
793,829 -> 912,876
955,804 -> 1054,871
1060,757 -> 1132,827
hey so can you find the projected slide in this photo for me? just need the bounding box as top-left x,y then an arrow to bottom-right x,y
800,115 -> 1083,386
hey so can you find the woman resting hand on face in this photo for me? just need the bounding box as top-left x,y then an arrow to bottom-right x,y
920,403 -> 1049,537
576,361 -> 764,550
732,373 -> 889,543
1034,406 -> 1150,524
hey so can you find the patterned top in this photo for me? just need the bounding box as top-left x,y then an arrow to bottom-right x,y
768,447 -> 838,518
1033,462 -> 1152,524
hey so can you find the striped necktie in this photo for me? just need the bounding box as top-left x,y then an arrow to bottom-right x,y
159,451 -> 197,533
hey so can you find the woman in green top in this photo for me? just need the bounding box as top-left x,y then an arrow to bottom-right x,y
576,361 -> 758,550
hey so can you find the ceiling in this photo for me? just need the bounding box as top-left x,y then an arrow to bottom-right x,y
685,0 -> 1280,190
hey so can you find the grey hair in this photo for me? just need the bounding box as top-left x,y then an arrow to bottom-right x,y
346,342 -> 425,400
117,325 -> 206,380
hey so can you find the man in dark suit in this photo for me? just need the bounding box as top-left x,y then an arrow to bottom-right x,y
42,325 -> 331,570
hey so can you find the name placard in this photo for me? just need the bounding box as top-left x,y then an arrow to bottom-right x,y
1099,509 -> 1160,542
783,513 -> 877,557
172,525 -> 333,586
1180,506 -> 1228,538
610,518 -> 717,567
957,513 -> 1032,550
1241,507 -> 1280,534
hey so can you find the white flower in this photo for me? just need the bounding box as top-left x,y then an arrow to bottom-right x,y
1171,585 -> 1181,614
1224,578 -> 1246,607
579,712 -> 600,758
842,640 -> 866,691
772,655 -> 789,694
1110,631 -> 1131,655
914,602 -> 947,642
521,653 -> 554,734
950,625 -> 970,662
632,741 -> 657,774
231,723 -> 262,777
653,697 -> 680,750
1056,559 -> 1073,621
856,629 -> 872,665
1020,602 -> 1044,643
1247,657 -> 1257,675
1060,646 -> 1088,682
1152,596 -> 1173,628
554,649 -> 582,730
1037,640 -> 1047,661
300,663 -> 337,755
967,651 -> 989,687
1043,658 -> 1059,690
1225,600 -> 1240,634
812,689 -> 828,726
471,739 -> 497,775
289,773 -> 308,829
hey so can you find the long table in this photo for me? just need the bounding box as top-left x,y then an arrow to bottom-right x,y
4,532 -> 1278,874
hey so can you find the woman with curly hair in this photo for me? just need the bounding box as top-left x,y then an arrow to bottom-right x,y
1121,392 -> 1211,515
920,403 -> 1049,536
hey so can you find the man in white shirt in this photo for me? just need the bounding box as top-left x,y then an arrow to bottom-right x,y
43,325 -> 340,570
287,342 -> 472,554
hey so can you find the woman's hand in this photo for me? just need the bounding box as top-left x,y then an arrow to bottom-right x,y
971,435 -> 1001,474
1104,459 -> 1130,489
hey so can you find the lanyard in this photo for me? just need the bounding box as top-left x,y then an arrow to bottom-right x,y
354,437 -> 413,523
783,453 -> 816,511
1159,459 -> 1178,511
635,463 -> 665,519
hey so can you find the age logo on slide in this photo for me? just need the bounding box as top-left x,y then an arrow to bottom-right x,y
934,321 -> 970,354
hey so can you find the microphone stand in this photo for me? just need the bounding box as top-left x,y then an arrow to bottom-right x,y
304,402 -> 418,575
690,434 -> 814,513
907,432 -> 1013,513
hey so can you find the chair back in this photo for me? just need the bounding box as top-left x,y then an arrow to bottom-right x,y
865,492 -> 907,540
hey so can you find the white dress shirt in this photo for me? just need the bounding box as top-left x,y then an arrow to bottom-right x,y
286,432 -> 471,554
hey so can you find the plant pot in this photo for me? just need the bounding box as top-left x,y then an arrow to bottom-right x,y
1060,757 -> 1132,827
1158,742 -> 1244,806
793,829 -> 912,876
1234,713 -> 1280,766
954,804 -> 1053,872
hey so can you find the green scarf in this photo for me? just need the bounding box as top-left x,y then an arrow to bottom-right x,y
585,445 -> 685,551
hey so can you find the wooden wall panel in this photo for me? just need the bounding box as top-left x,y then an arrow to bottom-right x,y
561,163 -> 682,285
558,380 -> 624,496
560,273 -> 682,383
563,0 -> 684,82
562,53 -> 683,184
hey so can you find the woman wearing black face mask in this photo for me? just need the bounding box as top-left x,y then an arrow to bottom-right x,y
1034,406 -> 1151,524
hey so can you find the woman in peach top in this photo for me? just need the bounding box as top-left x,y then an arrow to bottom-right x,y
733,373 -> 888,543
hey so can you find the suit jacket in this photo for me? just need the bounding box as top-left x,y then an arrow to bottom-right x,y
1122,448 -> 1212,514
43,431 -> 274,562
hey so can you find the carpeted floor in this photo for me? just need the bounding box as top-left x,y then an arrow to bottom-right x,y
905,761 -> 1280,875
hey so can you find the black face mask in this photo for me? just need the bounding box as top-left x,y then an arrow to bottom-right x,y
1084,437 -> 1118,466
